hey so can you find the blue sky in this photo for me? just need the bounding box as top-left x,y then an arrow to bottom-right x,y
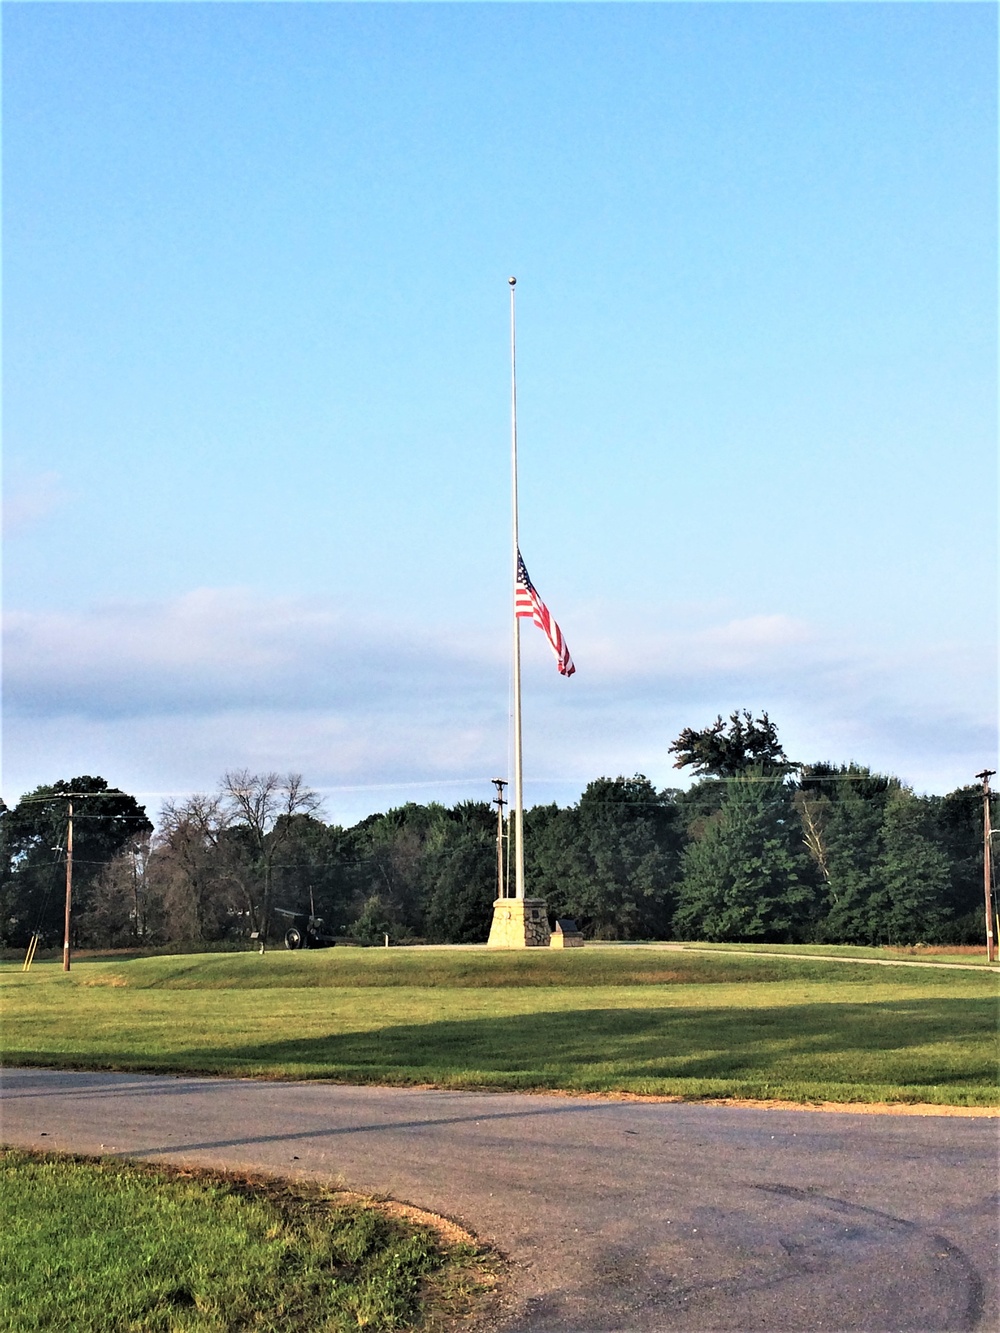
4,2 -> 996,825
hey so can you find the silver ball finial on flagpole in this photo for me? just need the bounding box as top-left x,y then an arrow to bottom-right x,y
508,276 -> 516,286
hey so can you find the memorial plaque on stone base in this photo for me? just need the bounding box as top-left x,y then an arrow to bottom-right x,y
550,918 -> 584,948
487,898 -> 551,948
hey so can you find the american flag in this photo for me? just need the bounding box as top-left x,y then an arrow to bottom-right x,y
516,551 -> 575,677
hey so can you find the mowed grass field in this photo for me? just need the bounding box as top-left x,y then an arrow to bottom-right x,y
2,946 -> 997,1107
682,941 -> 998,966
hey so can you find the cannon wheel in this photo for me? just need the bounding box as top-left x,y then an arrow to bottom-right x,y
284,928 -> 303,950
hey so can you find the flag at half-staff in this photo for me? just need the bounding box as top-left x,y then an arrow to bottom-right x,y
516,551 -> 575,677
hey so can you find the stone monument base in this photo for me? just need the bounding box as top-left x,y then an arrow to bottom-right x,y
487,897 -> 551,948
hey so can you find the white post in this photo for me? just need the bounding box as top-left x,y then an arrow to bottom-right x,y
509,276 -> 525,901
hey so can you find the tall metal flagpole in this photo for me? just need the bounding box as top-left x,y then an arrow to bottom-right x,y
486,277 -> 552,948
509,276 -> 525,901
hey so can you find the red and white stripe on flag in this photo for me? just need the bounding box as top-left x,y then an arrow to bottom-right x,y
515,551 -> 575,677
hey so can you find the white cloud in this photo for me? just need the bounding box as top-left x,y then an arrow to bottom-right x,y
3,587 -> 994,817
4,587 -> 499,718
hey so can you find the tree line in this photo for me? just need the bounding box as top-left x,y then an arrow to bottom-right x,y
1,714 -> 993,951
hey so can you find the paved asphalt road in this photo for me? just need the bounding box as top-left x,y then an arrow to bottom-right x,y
2,1069 -> 997,1332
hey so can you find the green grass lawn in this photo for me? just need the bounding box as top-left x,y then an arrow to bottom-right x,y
679,941 -> 998,966
0,1148 -> 497,1332
2,947 -> 997,1106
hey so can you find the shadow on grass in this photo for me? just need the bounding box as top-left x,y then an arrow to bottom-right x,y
5,997 -> 997,1098
22,996 -> 990,1098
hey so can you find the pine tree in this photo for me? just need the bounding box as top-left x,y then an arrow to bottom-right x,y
0,777 -> 152,948
673,773 -> 814,941
525,777 -> 682,939
423,830 -> 495,943
812,769 -> 892,944
869,788 -> 950,944
797,768 -> 952,945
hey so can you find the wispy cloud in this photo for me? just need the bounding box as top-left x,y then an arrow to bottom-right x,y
3,587 -> 994,814
4,588 -> 499,718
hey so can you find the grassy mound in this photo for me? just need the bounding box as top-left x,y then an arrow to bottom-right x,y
56,945 -> 952,990
3,948 -> 996,1106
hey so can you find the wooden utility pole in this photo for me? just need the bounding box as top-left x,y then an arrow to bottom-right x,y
975,770 -> 995,963
132,848 -> 140,941
63,800 -> 74,972
492,778 -> 508,900
14,787 -> 129,969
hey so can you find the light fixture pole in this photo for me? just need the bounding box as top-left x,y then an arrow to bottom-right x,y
492,777 -> 508,901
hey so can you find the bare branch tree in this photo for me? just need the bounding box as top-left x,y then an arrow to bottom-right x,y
220,772 -> 322,943
153,794 -> 239,942
794,790 -> 832,886
78,834 -> 158,947
159,794 -> 230,850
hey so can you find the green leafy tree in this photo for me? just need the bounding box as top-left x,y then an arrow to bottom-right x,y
926,784 -> 992,943
350,895 -> 400,945
526,776 -> 683,938
673,772 -> 814,941
423,826 -> 496,943
868,788 -> 951,944
221,771 -> 322,942
675,778 -> 730,843
375,801 -> 495,944
347,803 -> 445,936
0,777 -> 152,948
669,710 -> 794,779
269,814 -> 359,936
150,794 -> 241,943
153,785 -> 317,947
796,767 -> 956,945
796,765 -> 893,943
77,836 -> 163,948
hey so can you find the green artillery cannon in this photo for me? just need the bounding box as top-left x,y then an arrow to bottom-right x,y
273,906 -> 337,950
